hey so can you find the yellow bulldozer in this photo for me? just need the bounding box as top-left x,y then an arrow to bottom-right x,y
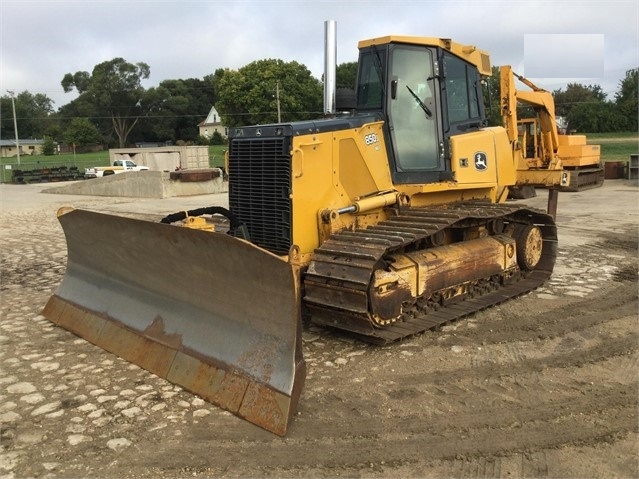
43,26 -> 598,436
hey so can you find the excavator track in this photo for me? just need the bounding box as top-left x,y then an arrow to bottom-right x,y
304,201 -> 557,344
560,166 -> 605,192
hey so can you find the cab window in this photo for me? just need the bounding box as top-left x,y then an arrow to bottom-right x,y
388,45 -> 439,171
356,51 -> 384,110
443,53 -> 482,130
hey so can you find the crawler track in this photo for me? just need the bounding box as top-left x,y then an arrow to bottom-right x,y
304,201 -> 557,344
560,166 -> 605,191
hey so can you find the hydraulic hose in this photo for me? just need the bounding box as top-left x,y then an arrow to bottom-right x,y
160,206 -> 247,238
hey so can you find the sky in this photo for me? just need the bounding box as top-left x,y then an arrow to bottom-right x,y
1,0 -> 637,111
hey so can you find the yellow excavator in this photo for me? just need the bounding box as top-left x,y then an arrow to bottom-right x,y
501,65 -> 603,196
44,25 -> 593,436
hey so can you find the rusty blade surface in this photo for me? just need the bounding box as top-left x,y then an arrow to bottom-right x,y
43,208 -> 305,436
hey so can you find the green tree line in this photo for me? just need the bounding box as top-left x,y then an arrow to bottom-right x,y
0,56 -> 636,153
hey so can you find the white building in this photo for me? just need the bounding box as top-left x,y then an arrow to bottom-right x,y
198,106 -> 226,140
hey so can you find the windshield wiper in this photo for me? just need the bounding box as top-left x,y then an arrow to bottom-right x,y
406,85 -> 432,118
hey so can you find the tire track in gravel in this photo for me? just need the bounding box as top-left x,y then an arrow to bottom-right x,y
113,394 -> 635,474
439,280 -> 637,345
368,306 -> 639,386
386,319 -> 637,387
296,345 -> 638,434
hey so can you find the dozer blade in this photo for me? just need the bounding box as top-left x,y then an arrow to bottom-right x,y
43,208 -> 305,436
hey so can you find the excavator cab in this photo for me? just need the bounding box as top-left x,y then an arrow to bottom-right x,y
518,118 -> 541,161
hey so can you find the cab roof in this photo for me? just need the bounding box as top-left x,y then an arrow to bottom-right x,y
357,35 -> 492,76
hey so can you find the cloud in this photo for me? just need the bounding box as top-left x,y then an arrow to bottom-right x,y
524,34 -> 605,78
1,0 -> 637,108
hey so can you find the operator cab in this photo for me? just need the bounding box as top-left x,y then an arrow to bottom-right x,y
355,37 -> 488,184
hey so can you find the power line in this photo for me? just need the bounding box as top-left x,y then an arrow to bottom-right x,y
2,111 -> 325,121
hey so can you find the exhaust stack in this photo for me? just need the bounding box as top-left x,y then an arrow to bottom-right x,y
323,20 -> 337,115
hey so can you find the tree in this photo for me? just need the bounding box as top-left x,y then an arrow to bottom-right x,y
61,58 -> 150,147
140,78 -> 216,143
195,135 -> 210,146
213,59 -> 322,127
483,66 -> 502,127
61,71 -> 91,93
552,83 -> 607,131
56,94 -> 107,145
210,130 -> 225,145
336,61 -> 358,89
615,68 -> 638,131
0,91 -> 55,140
63,117 -> 101,149
41,136 -> 56,156
568,101 -> 626,133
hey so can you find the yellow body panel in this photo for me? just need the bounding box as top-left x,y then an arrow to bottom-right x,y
558,135 -> 587,146
397,127 -> 514,207
290,121 -> 394,256
558,146 -> 601,166
557,136 -> 601,167
450,132 -> 496,185
290,121 -> 522,256
399,185 -> 498,207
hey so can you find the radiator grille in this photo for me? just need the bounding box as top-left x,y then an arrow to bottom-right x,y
228,136 -> 292,255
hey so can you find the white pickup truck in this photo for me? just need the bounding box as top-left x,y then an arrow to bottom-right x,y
85,159 -> 150,179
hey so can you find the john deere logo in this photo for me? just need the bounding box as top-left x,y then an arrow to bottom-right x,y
474,152 -> 488,171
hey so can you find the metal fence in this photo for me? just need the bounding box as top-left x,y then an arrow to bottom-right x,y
0,159 -> 107,184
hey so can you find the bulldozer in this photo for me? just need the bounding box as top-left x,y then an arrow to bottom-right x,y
44,25 -> 579,436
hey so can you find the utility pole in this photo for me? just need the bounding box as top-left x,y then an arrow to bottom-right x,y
7,90 -> 20,166
275,81 -> 281,123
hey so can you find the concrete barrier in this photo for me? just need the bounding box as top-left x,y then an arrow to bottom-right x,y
42,170 -> 228,198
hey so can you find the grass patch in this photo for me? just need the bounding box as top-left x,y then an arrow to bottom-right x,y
208,145 -> 227,168
599,141 -> 638,162
585,132 -> 638,162
585,132 -> 638,141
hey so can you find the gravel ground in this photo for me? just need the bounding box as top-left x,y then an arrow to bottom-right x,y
0,179 -> 637,478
